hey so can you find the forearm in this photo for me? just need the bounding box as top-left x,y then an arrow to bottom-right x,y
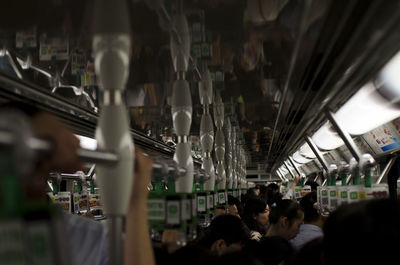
124,199 -> 155,265
283,181 -> 296,200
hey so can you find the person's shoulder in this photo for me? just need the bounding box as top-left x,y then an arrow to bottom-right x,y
301,224 -> 323,235
64,213 -> 106,233
62,214 -> 109,265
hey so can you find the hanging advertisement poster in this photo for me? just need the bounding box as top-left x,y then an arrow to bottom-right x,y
39,34 -> 69,61
16,27 -> 37,48
71,50 -> 86,75
362,121 -> 400,155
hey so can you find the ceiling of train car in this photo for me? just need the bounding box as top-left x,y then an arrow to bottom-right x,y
2,0 -> 400,173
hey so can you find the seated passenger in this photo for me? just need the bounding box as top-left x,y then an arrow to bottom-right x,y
322,199 -> 400,265
242,198 -> 270,241
266,199 -> 304,241
197,214 -> 249,255
290,191 -> 324,250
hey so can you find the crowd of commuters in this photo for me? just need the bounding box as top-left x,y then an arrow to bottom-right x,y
3,103 -> 400,265
158,181 -> 400,265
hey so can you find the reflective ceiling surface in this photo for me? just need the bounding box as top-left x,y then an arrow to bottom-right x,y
1,0 -> 400,173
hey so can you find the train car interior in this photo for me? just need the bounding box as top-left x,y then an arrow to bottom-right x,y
1,0 -> 400,265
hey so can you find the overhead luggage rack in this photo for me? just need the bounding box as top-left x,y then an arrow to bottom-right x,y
0,71 -> 203,163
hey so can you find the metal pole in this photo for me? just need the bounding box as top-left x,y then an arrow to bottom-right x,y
108,216 -> 124,265
278,168 -> 288,181
376,155 -> 397,184
313,174 -> 319,182
305,136 -> 329,172
325,110 -> 362,162
284,161 -> 295,178
276,171 -> 283,181
276,170 -> 282,180
0,130 -> 119,165
288,156 -> 302,176
322,179 -> 327,186
266,0 -> 313,164
0,129 -> 190,176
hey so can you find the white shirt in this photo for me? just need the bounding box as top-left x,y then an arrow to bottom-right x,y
64,214 -> 109,265
283,188 -> 294,200
289,224 -> 323,250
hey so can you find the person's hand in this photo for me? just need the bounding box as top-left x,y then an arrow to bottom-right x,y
31,112 -> 83,174
161,230 -> 179,245
294,175 -> 300,186
289,175 -> 300,191
215,208 -> 226,216
129,147 -> 153,206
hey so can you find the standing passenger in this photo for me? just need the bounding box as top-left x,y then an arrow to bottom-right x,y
197,215 -> 249,255
322,199 -> 400,265
242,198 -> 270,241
228,194 -> 244,218
266,199 -> 304,241
0,103 -> 155,265
265,183 -> 282,207
290,191 -> 324,250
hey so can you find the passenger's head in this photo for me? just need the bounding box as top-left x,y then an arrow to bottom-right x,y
244,236 -> 294,265
246,188 -> 259,198
266,183 -> 282,207
304,180 -> 319,191
241,188 -> 259,205
292,237 -> 323,265
323,199 -> 400,265
198,215 -> 249,255
228,195 -> 243,218
300,191 -> 321,224
215,206 -> 227,216
211,251 -> 263,265
242,198 -> 270,234
259,185 -> 268,200
170,245 -> 215,265
268,200 -> 304,240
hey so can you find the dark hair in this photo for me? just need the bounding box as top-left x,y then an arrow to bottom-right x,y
241,188 -> 259,205
305,180 -> 319,191
228,194 -> 239,206
153,246 -> 171,265
211,251 -> 262,265
170,245 -> 215,265
242,198 -> 267,234
267,183 -> 279,191
269,199 -> 303,226
246,188 -> 258,197
259,185 -> 268,200
266,183 -> 282,207
244,236 -> 294,265
300,191 -> 319,223
323,199 -> 400,265
228,195 -> 244,217
292,237 -> 323,265
198,215 -> 249,249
